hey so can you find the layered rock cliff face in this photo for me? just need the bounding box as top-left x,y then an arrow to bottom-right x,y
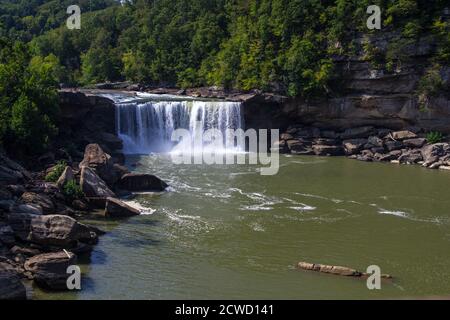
244,32 -> 450,133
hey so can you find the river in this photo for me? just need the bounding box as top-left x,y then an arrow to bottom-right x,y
34,93 -> 450,299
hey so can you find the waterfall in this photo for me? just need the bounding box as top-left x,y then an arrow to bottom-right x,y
115,99 -> 244,154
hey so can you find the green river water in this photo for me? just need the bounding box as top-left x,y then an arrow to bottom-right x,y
35,154 -> 450,299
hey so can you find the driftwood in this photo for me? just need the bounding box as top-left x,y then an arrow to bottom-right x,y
297,262 -> 392,279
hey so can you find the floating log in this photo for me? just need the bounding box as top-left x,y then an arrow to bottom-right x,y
297,262 -> 392,279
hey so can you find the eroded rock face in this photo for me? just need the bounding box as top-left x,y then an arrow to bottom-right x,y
105,197 -> 140,218
79,144 -> 117,186
24,251 -> 76,290
7,213 -> 98,247
118,173 -> 168,192
80,166 -> 115,198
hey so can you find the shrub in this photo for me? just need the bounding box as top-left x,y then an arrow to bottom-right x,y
62,180 -> 84,201
426,131 -> 444,144
45,160 -> 67,182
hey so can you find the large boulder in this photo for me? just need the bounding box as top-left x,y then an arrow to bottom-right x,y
20,192 -> 54,215
79,144 -> 117,186
80,166 -> 115,198
0,263 -> 27,300
118,173 -> 168,192
98,132 -> 123,151
56,167 -> 75,189
105,197 -> 140,218
7,213 -> 98,247
403,138 -> 426,148
24,251 -> 76,290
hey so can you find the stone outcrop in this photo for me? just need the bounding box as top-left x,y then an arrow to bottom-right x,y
7,213 -> 98,247
80,166 -> 115,199
19,192 -> 54,215
118,173 -> 168,192
79,144 -> 117,186
0,153 -> 31,186
105,197 -> 140,218
24,251 -> 76,290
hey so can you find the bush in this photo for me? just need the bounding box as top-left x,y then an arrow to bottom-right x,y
45,160 -> 67,182
62,180 -> 84,201
426,131 -> 444,144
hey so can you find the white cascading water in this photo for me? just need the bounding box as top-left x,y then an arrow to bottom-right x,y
115,100 -> 244,154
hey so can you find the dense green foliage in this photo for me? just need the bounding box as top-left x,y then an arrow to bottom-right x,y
0,37 -> 60,154
45,160 -> 67,182
1,0 -> 449,97
426,131 -> 444,144
62,179 -> 84,201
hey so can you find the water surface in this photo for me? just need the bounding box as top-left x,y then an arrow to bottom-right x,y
34,155 -> 450,299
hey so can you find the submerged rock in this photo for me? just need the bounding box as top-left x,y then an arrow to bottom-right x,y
105,197 -> 140,218
297,261 -> 392,279
118,173 -> 168,192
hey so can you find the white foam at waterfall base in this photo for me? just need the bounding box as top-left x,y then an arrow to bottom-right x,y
115,99 -> 244,155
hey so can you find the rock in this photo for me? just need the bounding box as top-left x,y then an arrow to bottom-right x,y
105,198 -> 140,218
0,187 -> 12,201
403,138 -> 426,148
12,203 -> 43,215
0,223 -> 15,246
398,150 -> 423,164
118,173 -> 168,192
421,143 -> 450,167
24,251 -> 76,290
286,139 -> 311,154
385,140 -> 404,151
429,161 -> 444,169
439,165 -> 450,171
321,130 -> 338,139
297,262 -> 361,277
7,185 -> 25,197
312,145 -> 344,156
0,153 -> 31,186
0,200 -> 14,212
378,150 -> 402,162
80,166 -> 115,198
313,138 -> 338,146
343,139 -> 367,155
280,133 -> 294,140
371,146 -> 385,154
0,268 -> 27,300
56,167 -> 75,189
71,200 -> 89,211
391,130 -> 417,140
10,245 -> 41,257
79,144 -> 117,186
7,213 -> 98,247
20,192 -> 54,215
368,136 -> 384,148
113,164 -> 130,179
271,140 -> 289,153
340,126 -> 374,139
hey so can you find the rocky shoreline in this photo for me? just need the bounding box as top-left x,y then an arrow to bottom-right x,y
275,125 -> 450,170
0,143 -> 168,300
